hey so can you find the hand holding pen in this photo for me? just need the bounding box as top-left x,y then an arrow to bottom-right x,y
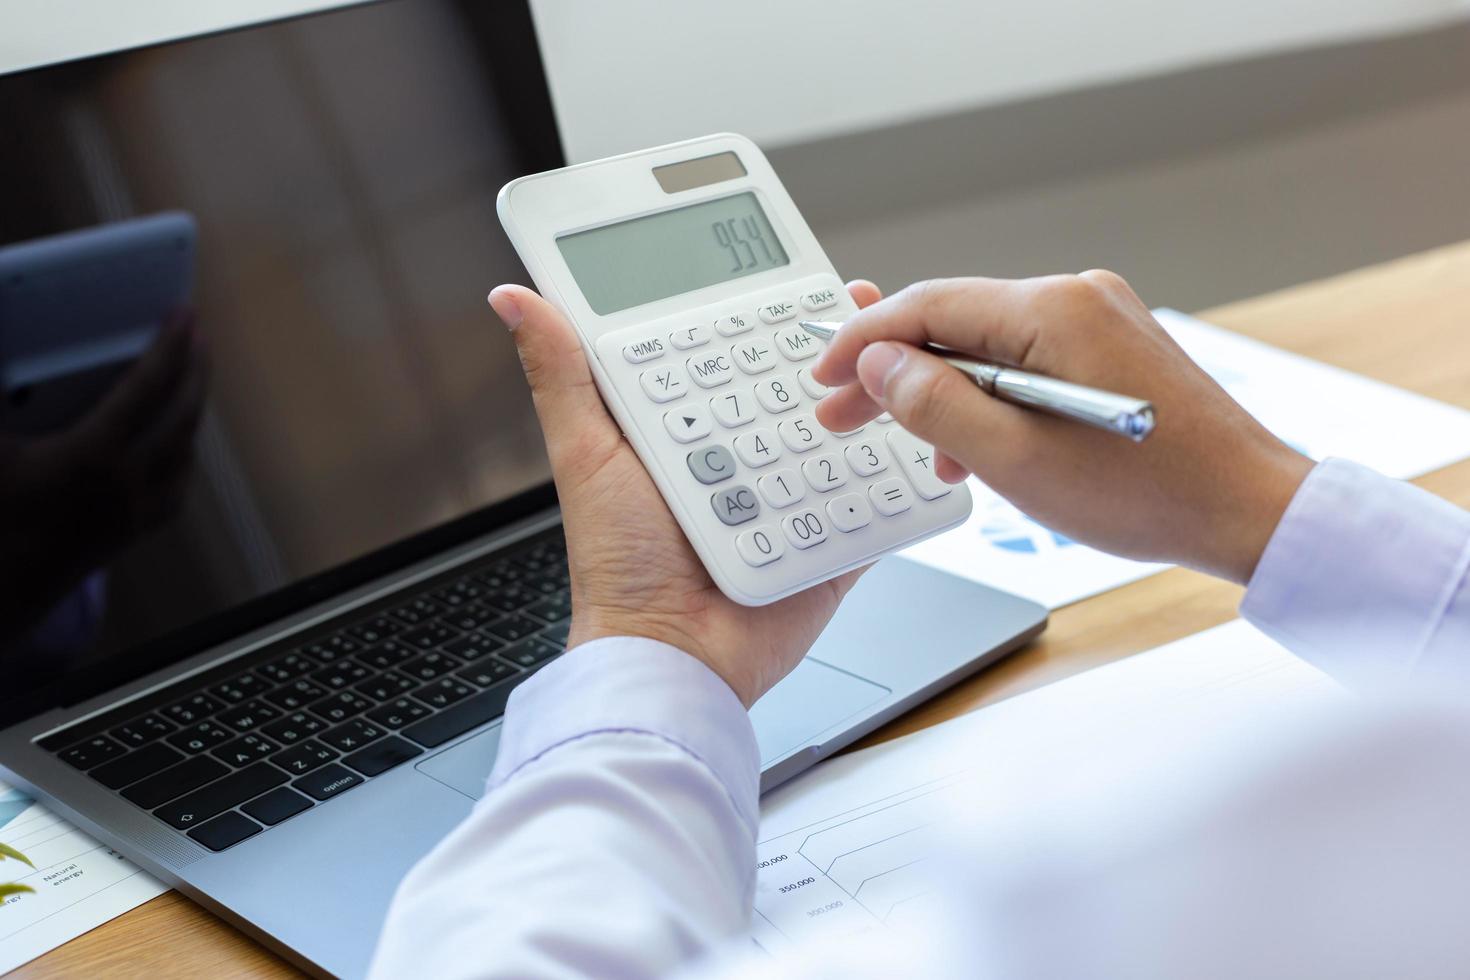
809,272 -> 1313,585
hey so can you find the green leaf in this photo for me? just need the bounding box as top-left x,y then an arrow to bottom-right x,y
0,843 -> 33,868
0,882 -> 36,900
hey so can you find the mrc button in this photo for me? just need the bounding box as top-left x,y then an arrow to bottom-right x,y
711,485 -> 759,525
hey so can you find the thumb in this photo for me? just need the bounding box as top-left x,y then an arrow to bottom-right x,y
489,285 -> 621,473
856,341 -> 1024,464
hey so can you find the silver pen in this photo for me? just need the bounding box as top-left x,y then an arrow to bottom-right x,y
799,320 -> 1156,441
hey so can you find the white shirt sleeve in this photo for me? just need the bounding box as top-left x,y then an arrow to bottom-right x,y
368,637 -> 762,980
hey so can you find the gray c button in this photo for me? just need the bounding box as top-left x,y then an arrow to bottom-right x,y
688,445 -> 736,484
711,485 -> 760,525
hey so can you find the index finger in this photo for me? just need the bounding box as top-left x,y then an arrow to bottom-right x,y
811,276 -> 1042,387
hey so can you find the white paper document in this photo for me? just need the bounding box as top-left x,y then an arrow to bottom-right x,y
902,308 -> 1470,608
750,619 -> 1344,950
0,779 -> 167,973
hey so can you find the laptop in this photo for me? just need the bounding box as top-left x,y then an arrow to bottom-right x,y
0,2 -> 1046,975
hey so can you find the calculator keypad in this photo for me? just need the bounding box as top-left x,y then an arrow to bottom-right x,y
598,274 -> 969,602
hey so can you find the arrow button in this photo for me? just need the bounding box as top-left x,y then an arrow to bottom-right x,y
664,402 -> 712,444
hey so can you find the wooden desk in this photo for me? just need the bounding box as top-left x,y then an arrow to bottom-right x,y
17,241 -> 1470,978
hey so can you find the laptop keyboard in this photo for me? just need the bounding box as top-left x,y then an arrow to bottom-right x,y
50,528 -> 571,853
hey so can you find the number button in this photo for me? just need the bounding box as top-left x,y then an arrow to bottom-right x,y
711,485 -> 760,525
710,389 -> 756,428
799,287 -> 839,312
733,428 -> 782,468
826,492 -> 873,532
800,453 -> 848,493
781,509 -> 828,550
757,300 -> 796,324
844,438 -> 889,476
774,327 -> 821,361
639,365 -> 687,403
714,313 -> 752,337
754,377 -> 800,414
687,353 -> 734,389
622,337 -> 665,363
777,414 -> 825,453
732,340 -> 776,375
796,368 -> 828,399
885,430 -> 952,499
869,477 -> 912,516
687,445 -> 737,485
664,403 -> 713,443
669,325 -> 710,350
757,468 -> 806,508
736,526 -> 785,567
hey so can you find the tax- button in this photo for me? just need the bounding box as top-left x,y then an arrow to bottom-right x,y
622,336 -> 665,363
774,327 -> 821,361
687,353 -> 733,389
639,365 -> 686,403
711,485 -> 760,526
757,300 -> 796,324
799,287 -> 839,312
687,445 -> 736,484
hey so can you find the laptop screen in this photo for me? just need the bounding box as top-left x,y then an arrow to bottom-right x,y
0,0 -> 562,717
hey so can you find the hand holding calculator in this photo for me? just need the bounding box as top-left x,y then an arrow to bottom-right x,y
498,134 -> 970,606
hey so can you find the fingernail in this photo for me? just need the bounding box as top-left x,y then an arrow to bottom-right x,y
856,343 -> 905,400
488,288 -> 523,329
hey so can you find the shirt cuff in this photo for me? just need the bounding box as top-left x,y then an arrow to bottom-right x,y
487,636 -> 762,832
1241,457 -> 1470,689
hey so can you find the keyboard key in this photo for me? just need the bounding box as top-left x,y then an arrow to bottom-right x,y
845,438 -> 890,477
311,692 -> 374,725
313,661 -> 372,690
525,592 -> 572,624
444,632 -> 505,661
264,679 -> 329,711
401,651 -> 462,682
122,756 -> 229,809
343,736 -> 423,778
754,377 -> 801,414
639,364 -> 687,403
355,640 -> 418,671
498,637 -> 562,670
782,508 -> 829,550
91,742 -> 185,790
736,525 -> 785,567
777,415 -> 824,453
110,714 -> 174,748
443,602 -> 501,632
478,586 -> 533,615
484,616 -> 540,645
263,711 -> 326,745
347,616 -> 402,645
367,698 -> 431,729
60,735 -> 126,770
271,739 -> 338,776
868,478 -> 912,516
886,429 -> 952,500
542,621 -> 571,647
412,678 -> 475,710
400,623 -> 460,650
686,351 -> 734,389
243,787 -> 313,826
168,721 -> 232,754
301,634 -> 359,663
710,388 -> 755,428
293,763 -> 362,802
826,492 -> 873,532
456,659 -> 520,688
401,674 -> 533,748
733,428 -> 781,468
211,673 -> 265,704
189,812 -> 263,852
156,761 -> 286,830
355,673 -> 417,702
801,453 -> 848,493
256,652 -> 319,685
669,324 -> 710,349
664,403 -> 713,444
389,596 -> 442,626
211,734 -> 278,767
432,580 -> 484,606
757,469 -> 804,509
217,700 -> 281,733
320,718 -> 386,754
161,693 -> 224,727
732,339 -> 776,375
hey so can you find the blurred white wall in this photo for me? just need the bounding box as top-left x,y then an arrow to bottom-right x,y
532,0 -> 1470,161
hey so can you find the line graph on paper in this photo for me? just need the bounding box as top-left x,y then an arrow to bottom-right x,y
750,774 -> 969,949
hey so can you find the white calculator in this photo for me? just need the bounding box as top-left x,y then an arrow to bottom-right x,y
497,133 -> 971,606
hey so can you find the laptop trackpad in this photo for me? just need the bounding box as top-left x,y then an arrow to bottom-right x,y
417,723 -> 504,801
750,659 -> 889,766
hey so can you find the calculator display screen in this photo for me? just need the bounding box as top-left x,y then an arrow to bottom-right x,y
557,191 -> 789,315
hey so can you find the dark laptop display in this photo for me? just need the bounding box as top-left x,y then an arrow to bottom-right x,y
0,0 -> 564,723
